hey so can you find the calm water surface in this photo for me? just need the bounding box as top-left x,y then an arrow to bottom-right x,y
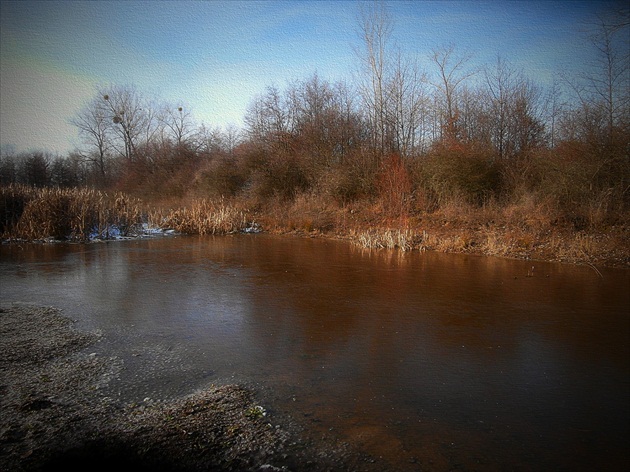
1,234 -> 628,470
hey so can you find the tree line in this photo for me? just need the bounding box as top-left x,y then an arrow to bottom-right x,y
1,4 -> 628,227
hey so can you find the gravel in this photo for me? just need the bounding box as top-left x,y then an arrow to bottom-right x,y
0,303 -> 379,472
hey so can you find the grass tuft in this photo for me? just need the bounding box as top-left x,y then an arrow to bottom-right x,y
352,228 -> 418,251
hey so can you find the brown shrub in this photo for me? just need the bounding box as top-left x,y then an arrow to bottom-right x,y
376,153 -> 412,219
413,143 -> 502,207
193,157 -> 246,198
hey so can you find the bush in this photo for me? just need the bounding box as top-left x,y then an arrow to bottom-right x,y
514,144 -> 629,228
415,143 -> 502,206
319,166 -> 371,206
194,157 -> 246,198
248,155 -> 310,201
376,153 -> 412,218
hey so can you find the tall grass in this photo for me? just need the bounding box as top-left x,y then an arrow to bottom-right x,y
155,199 -> 247,235
352,228 -> 420,251
1,185 -> 144,241
1,186 -> 248,241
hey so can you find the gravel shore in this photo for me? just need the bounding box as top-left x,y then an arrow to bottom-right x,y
0,303 -> 378,472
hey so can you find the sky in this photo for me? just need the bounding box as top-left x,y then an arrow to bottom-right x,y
0,0 -> 625,155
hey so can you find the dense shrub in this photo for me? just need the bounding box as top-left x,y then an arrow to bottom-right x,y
319,156 -> 376,206
415,143 -> 503,206
376,153 -> 412,218
194,157 -> 246,198
249,155 -> 310,201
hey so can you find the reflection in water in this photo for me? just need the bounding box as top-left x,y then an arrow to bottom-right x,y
1,235 -> 628,470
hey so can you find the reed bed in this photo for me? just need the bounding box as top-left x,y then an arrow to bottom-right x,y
1,185 -> 145,242
154,199 -> 248,235
1,186 -> 250,241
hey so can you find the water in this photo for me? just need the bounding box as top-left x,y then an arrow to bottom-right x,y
1,234 -> 628,470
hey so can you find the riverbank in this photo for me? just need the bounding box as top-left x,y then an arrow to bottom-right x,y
251,201 -> 630,269
0,302 -> 383,472
2,184 -> 628,268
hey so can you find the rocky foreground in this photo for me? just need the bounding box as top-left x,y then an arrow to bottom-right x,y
0,303 -> 381,472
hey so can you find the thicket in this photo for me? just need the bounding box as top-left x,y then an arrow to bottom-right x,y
1,6 -> 628,244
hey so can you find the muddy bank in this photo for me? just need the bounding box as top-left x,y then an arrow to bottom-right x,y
0,303 -> 381,472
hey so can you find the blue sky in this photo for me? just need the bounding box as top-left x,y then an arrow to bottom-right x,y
0,0 -> 624,154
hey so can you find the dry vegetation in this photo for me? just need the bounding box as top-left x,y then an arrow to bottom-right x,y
1,181 -> 628,268
153,199 -> 248,236
0,185 -> 145,242
0,185 -> 249,242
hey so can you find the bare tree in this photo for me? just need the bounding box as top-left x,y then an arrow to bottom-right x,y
484,56 -> 513,157
483,56 -> 545,158
290,73 -> 339,167
331,79 -> 363,164
99,85 -> 151,161
71,95 -> 112,176
540,78 -> 566,148
0,145 -> 17,185
160,104 -> 195,149
223,123 -> 242,156
429,44 -> 476,142
22,152 -> 50,187
355,1 -> 394,155
386,51 -> 429,157
586,11 -> 630,143
244,85 -> 292,154
194,123 -> 226,156
563,8 -> 629,146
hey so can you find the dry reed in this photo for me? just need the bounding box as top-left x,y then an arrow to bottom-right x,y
155,199 -> 247,235
1,185 -> 146,242
1,186 -> 249,241
352,228 -> 419,251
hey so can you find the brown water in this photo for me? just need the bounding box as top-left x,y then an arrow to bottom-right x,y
1,234 -> 628,470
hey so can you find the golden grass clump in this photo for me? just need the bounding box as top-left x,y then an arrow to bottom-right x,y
352,228 -> 419,251
156,199 -> 247,235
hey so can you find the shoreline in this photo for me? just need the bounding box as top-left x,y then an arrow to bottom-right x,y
3,221 -> 629,270
2,184 -> 628,269
248,217 -> 630,270
0,302 -> 380,472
